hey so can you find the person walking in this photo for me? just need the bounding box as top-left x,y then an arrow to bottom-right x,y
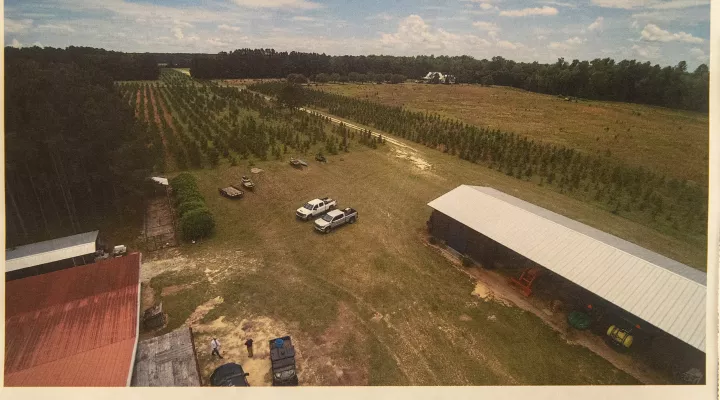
210,337 -> 223,359
244,338 -> 254,358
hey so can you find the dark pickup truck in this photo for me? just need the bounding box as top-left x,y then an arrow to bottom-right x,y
269,336 -> 299,386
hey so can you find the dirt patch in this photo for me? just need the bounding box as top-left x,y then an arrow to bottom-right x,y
471,281 -> 514,307
161,284 -> 192,297
251,168 -> 264,174
459,314 -> 472,321
191,314 -> 305,386
393,149 -> 432,171
141,249 -> 260,284
299,302 -> 370,386
185,296 -> 224,326
140,283 -> 156,311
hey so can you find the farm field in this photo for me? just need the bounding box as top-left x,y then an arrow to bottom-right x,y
125,71 -> 705,386
317,83 -> 709,185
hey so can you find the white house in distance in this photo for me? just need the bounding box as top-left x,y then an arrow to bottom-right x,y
421,71 -> 456,84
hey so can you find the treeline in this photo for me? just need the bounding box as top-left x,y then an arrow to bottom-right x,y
6,46 -> 160,81
5,47 -> 160,246
250,82 -> 707,239
188,48 -> 708,111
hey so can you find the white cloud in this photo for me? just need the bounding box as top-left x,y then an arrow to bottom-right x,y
591,0 -> 647,8
11,38 -> 22,48
587,16 -> 604,31
640,23 -> 703,43
218,24 -> 242,32
472,21 -> 500,32
478,3 -> 496,10
366,13 -> 394,21
500,6 -> 558,17
541,1 -> 577,7
496,40 -> 523,49
379,15 -> 490,54
172,26 -> 184,40
173,20 -> 194,28
689,47 -> 708,62
592,0 -> 708,9
537,35 -> 546,40
548,36 -> 585,49
292,16 -> 315,21
207,37 -> 230,47
37,24 -> 76,33
650,0 -> 709,9
5,18 -> 33,33
489,31 -> 499,39
632,44 -> 660,58
631,11 -> 678,21
230,0 -> 322,9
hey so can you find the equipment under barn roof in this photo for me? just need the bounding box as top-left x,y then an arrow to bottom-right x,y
5,230 -> 99,273
427,185 -> 706,353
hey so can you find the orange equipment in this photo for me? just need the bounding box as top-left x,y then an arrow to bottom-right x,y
509,267 -> 543,297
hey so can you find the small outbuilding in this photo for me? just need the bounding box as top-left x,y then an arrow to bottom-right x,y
131,327 -> 202,387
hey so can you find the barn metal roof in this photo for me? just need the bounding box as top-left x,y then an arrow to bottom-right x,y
4,253 -> 141,386
5,231 -> 99,272
427,185 -> 706,352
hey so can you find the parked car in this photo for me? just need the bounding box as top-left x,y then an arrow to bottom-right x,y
209,363 -> 250,387
268,336 -> 299,386
296,197 -> 336,220
314,208 -> 358,233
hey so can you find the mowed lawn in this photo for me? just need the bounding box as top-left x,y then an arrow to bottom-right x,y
147,131 -> 703,385
317,83 -> 709,185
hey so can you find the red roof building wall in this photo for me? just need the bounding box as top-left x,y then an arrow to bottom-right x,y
4,253 -> 140,387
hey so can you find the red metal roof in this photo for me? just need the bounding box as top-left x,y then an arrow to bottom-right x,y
4,253 -> 141,386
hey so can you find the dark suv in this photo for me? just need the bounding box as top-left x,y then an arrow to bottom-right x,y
209,363 -> 250,386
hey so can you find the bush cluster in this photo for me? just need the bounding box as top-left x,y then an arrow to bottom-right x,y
170,172 -> 215,240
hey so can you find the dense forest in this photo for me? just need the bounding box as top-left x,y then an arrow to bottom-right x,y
250,81 -> 707,240
5,46 -> 161,246
189,48 -> 709,112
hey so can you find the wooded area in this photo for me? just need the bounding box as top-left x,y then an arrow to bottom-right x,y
251,81 -> 707,241
5,46 -> 160,246
189,48 -> 708,112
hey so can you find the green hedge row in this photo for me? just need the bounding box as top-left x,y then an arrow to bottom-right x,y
170,173 -> 216,240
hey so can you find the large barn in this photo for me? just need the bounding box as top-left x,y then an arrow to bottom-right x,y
427,185 -> 706,380
4,253 -> 141,386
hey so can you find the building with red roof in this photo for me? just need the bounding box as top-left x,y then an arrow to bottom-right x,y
4,253 -> 141,386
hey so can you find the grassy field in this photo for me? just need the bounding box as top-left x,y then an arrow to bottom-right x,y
140,130 -> 706,385
129,75 -> 709,386
317,83 -> 709,185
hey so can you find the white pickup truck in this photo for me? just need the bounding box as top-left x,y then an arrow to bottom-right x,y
296,197 -> 336,221
314,208 -> 358,233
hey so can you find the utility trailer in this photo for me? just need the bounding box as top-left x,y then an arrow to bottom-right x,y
218,185 -> 244,199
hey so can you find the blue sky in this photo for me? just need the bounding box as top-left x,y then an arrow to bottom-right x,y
4,0 -> 711,68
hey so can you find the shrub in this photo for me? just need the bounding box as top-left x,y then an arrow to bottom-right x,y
180,208 -> 215,240
429,236 -> 438,245
178,201 -> 206,217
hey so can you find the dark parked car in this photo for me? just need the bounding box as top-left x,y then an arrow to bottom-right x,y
209,363 -> 250,387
